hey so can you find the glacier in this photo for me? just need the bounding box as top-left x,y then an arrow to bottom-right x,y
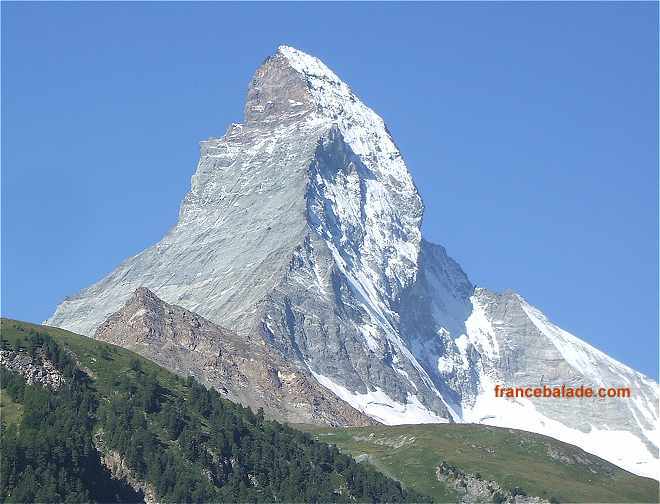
47,45 -> 659,479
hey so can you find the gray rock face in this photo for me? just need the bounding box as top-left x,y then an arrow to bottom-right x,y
95,287 -> 374,426
435,462 -> 549,504
0,349 -> 65,390
94,431 -> 158,504
47,46 -> 658,477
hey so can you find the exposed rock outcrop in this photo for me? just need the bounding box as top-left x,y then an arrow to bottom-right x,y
94,287 -> 374,427
94,431 -> 155,504
435,462 -> 549,504
0,350 -> 65,390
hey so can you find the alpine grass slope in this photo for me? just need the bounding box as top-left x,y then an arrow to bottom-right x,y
47,46 -> 659,479
303,423 -> 660,503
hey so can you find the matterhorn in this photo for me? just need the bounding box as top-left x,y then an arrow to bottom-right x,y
47,46 -> 659,479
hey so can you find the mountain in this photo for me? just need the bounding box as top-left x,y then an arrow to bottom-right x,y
3,319 -> 658,503
0,319 -> 425,503
46,45 -> 658,479
94,287 -> 372,426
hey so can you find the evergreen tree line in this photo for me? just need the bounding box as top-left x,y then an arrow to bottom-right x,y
0,333 -> 141,503
1,330 -> 432,503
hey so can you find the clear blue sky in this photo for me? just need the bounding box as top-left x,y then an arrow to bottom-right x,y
2,2 -> 657,379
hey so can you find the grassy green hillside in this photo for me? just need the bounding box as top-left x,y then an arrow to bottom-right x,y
0,319 -> 427,503
1,318 -> 187,400
301,424 -> 659,503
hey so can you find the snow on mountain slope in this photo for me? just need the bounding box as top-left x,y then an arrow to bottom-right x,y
47,46 -> 658,478
404,264 -> 659,478
309,368 -> 448,426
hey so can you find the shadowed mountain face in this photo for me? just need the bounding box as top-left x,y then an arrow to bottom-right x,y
47,46 -> 658,478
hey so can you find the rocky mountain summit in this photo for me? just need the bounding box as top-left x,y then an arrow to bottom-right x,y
47,46 -> 658,478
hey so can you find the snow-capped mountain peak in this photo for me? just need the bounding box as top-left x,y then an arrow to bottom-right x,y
47,46 -> 658,479
277,45 -> 344,86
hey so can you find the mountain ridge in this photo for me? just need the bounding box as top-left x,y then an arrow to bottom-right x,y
94,286 -> 374,426
46,45 -> 658,479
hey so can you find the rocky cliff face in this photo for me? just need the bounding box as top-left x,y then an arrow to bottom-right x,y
47,46 -> 658,478
0,350 -> 65,390
94,431 -> 156,504
95,287 -> 374,427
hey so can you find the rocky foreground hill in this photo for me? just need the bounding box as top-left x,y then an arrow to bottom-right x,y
46,46 -> 658,478
0,319 -> 423,503
94,287 -> 372,426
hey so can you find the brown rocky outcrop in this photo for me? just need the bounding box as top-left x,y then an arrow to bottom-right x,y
95,287 -> 374,427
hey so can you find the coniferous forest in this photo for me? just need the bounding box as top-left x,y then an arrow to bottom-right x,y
0,323 -> 431,503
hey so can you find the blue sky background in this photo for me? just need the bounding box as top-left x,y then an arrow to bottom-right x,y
2,2 -> 658,379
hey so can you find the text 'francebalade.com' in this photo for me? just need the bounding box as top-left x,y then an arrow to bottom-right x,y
494,384 -> 631,399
